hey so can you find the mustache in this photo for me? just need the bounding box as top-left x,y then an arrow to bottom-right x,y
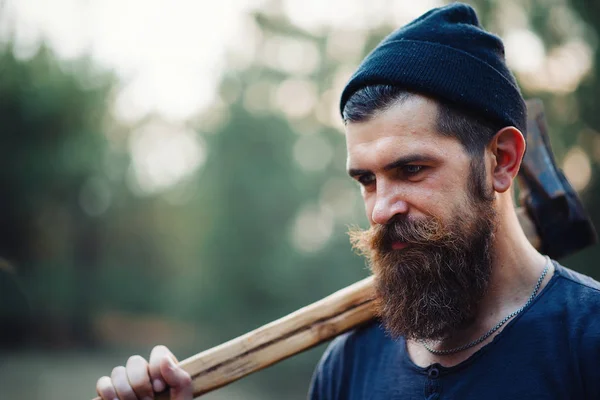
348,212 -> 495,340
349,215 -> 450,255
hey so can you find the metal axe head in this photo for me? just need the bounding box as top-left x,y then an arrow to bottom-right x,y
517,99 -> 598,260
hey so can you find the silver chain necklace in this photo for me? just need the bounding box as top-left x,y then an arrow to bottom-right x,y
420,257 -> 551,356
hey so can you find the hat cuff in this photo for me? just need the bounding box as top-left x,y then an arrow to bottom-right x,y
340,40 -> 527,134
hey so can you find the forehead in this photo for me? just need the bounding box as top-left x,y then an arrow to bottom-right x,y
345,95 -> 466,168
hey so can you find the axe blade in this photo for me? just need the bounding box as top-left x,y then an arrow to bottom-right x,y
517,99 -> 597,260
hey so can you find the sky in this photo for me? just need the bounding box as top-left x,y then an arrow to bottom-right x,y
1,0 -> 264,122
0,0 -> 453,123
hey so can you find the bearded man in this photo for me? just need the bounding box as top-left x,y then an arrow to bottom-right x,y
94,3 -> 600,400
308,3 -> 600,399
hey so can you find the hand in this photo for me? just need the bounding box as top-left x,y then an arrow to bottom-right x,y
96,345 -> 193,400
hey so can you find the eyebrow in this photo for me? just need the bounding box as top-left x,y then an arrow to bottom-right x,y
347,154 -> 438,178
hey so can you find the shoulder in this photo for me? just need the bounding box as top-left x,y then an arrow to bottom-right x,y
552,262 -> 600,313
550,262 -> 600,397
328,319 -> 390,356
522,261 -> 600,330
325,319 -> 394,365
311,320 -> 388,375
308,321 -> 390,399
547,262 -> 600,355
546,261 -> 600,319
555,262 -> 600,292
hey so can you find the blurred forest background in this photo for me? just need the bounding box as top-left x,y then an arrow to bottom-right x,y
1,0 -> 599,399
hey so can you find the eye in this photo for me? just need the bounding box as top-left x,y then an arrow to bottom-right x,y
398,165 -> 428,180
403,165 -> 424,175
357,173 -> 376,186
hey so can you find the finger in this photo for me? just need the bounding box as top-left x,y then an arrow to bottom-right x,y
160,357 -> 193,400
111,366 -> 138,400
126,355 -> 154,400
96,376 -> 118,400
148,345 -> 177,393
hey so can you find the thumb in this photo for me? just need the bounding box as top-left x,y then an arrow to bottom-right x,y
160,357 -> 193,400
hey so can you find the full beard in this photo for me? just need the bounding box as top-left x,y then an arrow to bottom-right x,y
349,174 -> 496,341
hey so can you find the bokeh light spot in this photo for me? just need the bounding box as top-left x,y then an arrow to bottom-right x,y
504,29 -> 545,74
290,203 -> 334,253
563,146 -> 592,192
128,121 -> 206,195
275,79 -> 318,119
293,135 -> 333,172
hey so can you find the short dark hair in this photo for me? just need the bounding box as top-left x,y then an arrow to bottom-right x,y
342,85 -> 503,156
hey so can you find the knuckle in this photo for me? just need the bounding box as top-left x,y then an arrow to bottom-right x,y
180,372 -> 192,386
151,346 -> 171,363
132,383 -> 153,398
127,354 -> 146,365
111,365 -> 125,376
150,345 -> 168,361
96,376 -> 112,393
112,380 -> 128,395
113,380 -> 135,400
128,371 -> 150,389
153,344 -> 168,353
96,375 -> 110,387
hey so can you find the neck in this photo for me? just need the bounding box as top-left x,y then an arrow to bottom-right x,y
406,193 -> 553,367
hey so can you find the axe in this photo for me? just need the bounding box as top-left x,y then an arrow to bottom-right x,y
91,100 -> 597,399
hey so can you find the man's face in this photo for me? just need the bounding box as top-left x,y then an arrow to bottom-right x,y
345,95 -> 497,340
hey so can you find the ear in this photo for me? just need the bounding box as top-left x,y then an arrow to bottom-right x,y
488,127 -> 526,193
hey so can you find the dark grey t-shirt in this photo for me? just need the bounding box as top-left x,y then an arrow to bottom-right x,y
309,262 -> 600,399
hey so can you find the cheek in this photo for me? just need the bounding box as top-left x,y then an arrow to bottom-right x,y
434,188 -> 474,224
361,192 -> 376,225
406,176 -> 466,219
407,191 -> 440,219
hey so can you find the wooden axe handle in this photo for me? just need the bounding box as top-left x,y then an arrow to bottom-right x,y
91,208 -> 539,400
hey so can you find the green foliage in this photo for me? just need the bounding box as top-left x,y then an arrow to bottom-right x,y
1,1 -> 599,399
0,43 -> 116,346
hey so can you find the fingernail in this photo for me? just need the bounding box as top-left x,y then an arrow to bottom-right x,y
153,378 -> 165,392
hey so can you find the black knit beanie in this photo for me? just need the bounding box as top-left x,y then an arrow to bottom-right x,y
339,2 -> 527,135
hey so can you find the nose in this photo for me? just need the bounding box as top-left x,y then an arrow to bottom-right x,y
371,183 -> 409,225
